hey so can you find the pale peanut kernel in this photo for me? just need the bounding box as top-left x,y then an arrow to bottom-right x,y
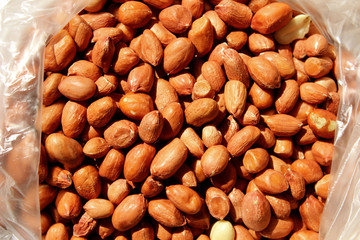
275,14 -> 311,44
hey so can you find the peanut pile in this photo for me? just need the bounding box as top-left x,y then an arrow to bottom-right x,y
40,0 -> 338,239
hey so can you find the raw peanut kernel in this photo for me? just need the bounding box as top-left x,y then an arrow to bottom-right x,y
141,30 -> 164,66
274,14 -> 311,44
251,2 -> 293,34
166,184 -> 202,214
58,76 -> 96,101
185,98 -> 219,127
243,148 -> 270,174
226,31 -> 247,50
291,159 -> 323,184
315,174 -> 330,199
224,80 -> 247,119
185,198 -> 211,229
260,216 -> 294,239
304,56 -> 334,78
163,37 -> 195,74
201,145 -> 230,178
46,166 -> 72,189
83,137 -> 110,159
55,189 -> 82,219
284,169 -> 306,200
83,199 -> 114,219
112,194 -> 148,231
210,220 -> 235,240
305,34 -> 328,57
299,195 -> 324,232
206,187 -> 231,220
117,1 -> 152,28
150,138 -> 188,180
260,51 -> 296,79
149,20 -> 176,47
233,225 -> 254,240
300,82 -> 329,105
81,12 -> 116,31
211,161 -> 237,193
188,16 -> 214,57
68,60 -> 102,82
275,79 -> 299,114
45,223 -> 68,240
248,33 -> 275,55
215,0 -> 253,30
43,73 -> 64,106
148,199 -> 186,227
249,82 -> 274,110
44,30 -> 76,72
119,93 -> 154,120
68,15 -> 93,52
204,10 -> 228,41
264,114 -> 303,136
42,99 -> 66,135
202,125 -> 222,148
241,190 -> 271,231
124,143 -> 156,182
228,187 -> 244,223
169,71 -> 195,96
87,96 -> 117,128
104,120 -> 138,149
173,163 -> 198,187
311,140 -> 333,166
159,5 -> 193,34
307,109 -> 336,139
180,127 -> 205,158
227,126 -> 261,157
138,110 -> 164,144
201,61 -> 226,92
182,0 -> 204,19
45,133 -> 84,169
92,37 -> 115,73
254,169 -> 289,194
127,63 -> 155,93
223,48 -> 250,87
159,102 -> 184,140
73,165 -> 101,200
265,194 -> 291,219
247,56 -> 281,89
192,79 -> 215,100
99,149 -> 125,181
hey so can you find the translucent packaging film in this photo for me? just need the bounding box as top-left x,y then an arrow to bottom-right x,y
0,0 -> 359,239
0,0 -> 86,239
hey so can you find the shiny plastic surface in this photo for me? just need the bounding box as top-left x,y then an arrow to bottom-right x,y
0,0 -> 359,239
0,0 -> 86,239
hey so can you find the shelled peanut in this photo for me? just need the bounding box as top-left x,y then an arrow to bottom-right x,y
39,0 -> 338,239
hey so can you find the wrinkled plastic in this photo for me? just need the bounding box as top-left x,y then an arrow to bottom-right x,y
279,2 -> 360,239
0,0 -> 359,239
0,0 -> 86,239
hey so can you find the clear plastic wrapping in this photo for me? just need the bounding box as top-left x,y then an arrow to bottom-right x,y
0,0 -> 86,239
281,1 -> 360,239
0,0 -> 359,239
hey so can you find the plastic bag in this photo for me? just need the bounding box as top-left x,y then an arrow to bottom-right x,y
0,0 -> 86,239
0,0 -> 359,239
279,1 -> 360,239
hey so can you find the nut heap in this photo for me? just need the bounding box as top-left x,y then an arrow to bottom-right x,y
40,0 -> 338,239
